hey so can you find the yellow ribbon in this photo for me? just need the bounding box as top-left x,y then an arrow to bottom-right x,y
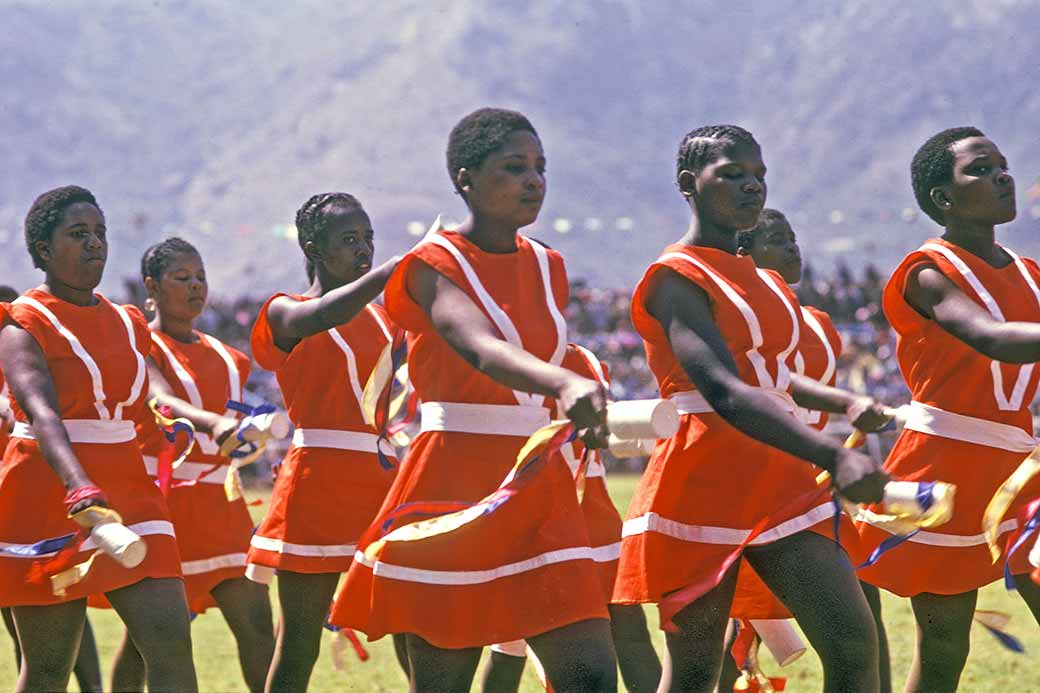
50,506 -> 126,596
364,420 -> 571,560
147,398 -> 197,470
361,341 -> 396,428
982,445 -> 1040,562
223,443 -> 266,502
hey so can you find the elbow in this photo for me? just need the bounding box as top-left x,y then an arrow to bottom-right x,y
699,381 -> 744,419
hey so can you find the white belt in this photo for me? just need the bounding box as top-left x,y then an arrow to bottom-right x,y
669,388 -> 798,416
419,401 -> 551,437
141,456 -> 227,484
903,401 -> 1037,453
291,428 -> 394,457
12,419 -> 136,444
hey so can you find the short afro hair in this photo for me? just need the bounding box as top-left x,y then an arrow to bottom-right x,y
737,208 -> 788,251
24,185 -> 102,270
294,192 -> 364,281
141,237 -> 199,282
911,126 -> 985,225
677,125 -> 759,185
0,286 -> 18,303
446,108 -> 539,194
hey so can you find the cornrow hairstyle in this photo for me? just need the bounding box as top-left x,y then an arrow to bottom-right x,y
911,126 -> 986,225
676,124 -> 759,186
140,237 -> 200,282
24,185 -> 102,270
737,208 -> 788,250
294,192 -> 364,280
0,286 -> 18,303
446,108 -> 539,194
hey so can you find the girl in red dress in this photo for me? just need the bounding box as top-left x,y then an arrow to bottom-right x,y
857,127 -> 1040,691
330,108 -> 617,692
108,238 -> 276,692
611,127 -> 888,693
246,192 -> 399,692
0,186 -> 196,691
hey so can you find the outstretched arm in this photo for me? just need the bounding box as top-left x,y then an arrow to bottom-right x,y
266,257 -> 399,352
790,374 -> 889,432
408,261 -> 606,437
647,267 -> 886,502
0,323 -> 103,512
906,264 -> 1040,363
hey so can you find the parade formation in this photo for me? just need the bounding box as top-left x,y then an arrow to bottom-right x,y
0,108 -> 1038,693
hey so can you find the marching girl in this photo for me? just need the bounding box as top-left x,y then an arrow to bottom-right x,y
731,208 -> 893,692
107,237 -> 276,692
0,186 -> 197,691
330,107 -> 617,692
857,127 -> 1040,691
611,126 -> 888,693
480,343 -> 662,693
246,192 -> 399,692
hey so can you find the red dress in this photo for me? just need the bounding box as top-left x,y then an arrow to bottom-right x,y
246,298 -> 396,575
858,238 -> 1040,595
613,246 -> 855,607
0,290 -> 181,606
138,329 -> 256,613
329,228 -> 608,649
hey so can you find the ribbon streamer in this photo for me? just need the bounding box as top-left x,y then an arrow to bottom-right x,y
1001,498 -> 1040,591
361,329 -> 408,470
973,610 -> 1025,653
983,445 -> 1040,562
221,400 -> 282,503
324,620 -> 370,670
148,398 -> 197,496
731,620 -> 788,692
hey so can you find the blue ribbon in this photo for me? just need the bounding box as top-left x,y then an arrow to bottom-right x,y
858,530 -> 919,569
0,532 -> 77,558
916,481 -> 936,512
374,337 -> 408,471
978,621 -> 1025,653
1003,505 -> 1040,591
225,400 -> 280,459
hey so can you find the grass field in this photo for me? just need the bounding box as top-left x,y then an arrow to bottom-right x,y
2,475 -> 1038,691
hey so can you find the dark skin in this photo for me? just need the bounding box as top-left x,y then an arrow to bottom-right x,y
400,129 -> 615,693
262,204 -> 399,693
653,140 -> 885,692
109,249 -> 276,693
0,202 -> 198,692
876,136 -> 1040,692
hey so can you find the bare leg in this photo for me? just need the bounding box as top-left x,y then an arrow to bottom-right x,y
905,590 -> 975,693
716,620 -> 740,693
212,577 -> 276,693
10,599 -> 85,692
404,633 -> 482,693
265,570 -> 339,693
72,616 -> 102,692
526,617 -> 618,692
860,581 -> 892,693
110,628 -> 146,692
657,562 -> 740,693
479,649 -> 526,692
745,532 -> 879,693
393,633 -> 411,679
107,577 -> 198,692
609,603 -> 661,693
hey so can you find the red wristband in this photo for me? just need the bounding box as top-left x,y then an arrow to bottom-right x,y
63,485 -> 108,512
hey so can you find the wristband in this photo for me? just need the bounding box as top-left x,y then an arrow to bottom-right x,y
63,485 -> 108,514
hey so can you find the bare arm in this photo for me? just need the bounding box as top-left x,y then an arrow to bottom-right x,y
906,264 -> 1040,363
408,261 -> 606,435
146,358 -> 235,442
0,323 -> 102,508
266,257 -> 399,352
790,373 -> 889,432
648,268 -> 886,501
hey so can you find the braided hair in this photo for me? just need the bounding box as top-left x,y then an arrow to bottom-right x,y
676,125 -> 759,186
24,185 -> 102,270
446,108 -> 539,195
736,208 -> 788,251
911,126 -> 985,225
140,237 -> 199,282
294,192 -> 363,281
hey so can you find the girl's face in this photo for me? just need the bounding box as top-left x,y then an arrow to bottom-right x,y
38,202 -> 107,290
747,219 -> 802,284
458,130 -> 546,230
310,207 -> 375,284
688,141 -> 767,232
148,251 -> 208,323
941,137 -> 1016,226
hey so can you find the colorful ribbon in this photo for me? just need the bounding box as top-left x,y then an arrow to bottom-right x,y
1002,498 -> 1040,591
731,620 -> 788,692
973,610 -> 1025,653
221,400 -> 282,503
363,421 -> 576,561
360,329 -> 408,470
983,445 -> 1040,562
148,398 -> 197,497
323,620 -> 370,670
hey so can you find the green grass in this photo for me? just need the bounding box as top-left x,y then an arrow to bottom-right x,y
3,476 -> 1037,691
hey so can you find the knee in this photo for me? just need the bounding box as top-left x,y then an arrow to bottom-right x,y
553,643 -> 617,691
919,625 -> 970,668
818,618 -> 879,672
277,621 -> 322,663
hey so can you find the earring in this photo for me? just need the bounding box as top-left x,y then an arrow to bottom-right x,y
144,297 -> 156,313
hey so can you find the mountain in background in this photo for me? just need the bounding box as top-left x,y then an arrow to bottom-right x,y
2,0 -> 1038,297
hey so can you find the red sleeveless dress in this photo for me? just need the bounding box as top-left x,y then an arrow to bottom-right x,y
247,298 -> 397,576
0,289 -> 181,605
613,246 -> 856,607
329,229 -> 608,649
137,329 -> 256,613
858,238 -> 1040,595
